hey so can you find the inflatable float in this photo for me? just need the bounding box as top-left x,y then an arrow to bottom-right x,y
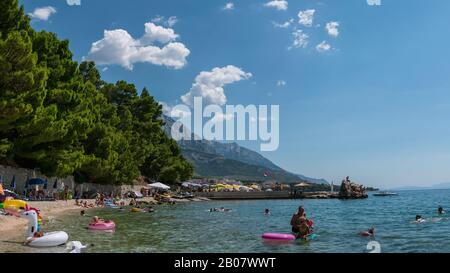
262,233 -> 317,242
22,210 -> 68,247
88,221 -> 116,231
262,233 -> 296,241
3,199 -> 28,210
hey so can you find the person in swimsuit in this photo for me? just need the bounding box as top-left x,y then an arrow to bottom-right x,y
290,206 -> 305,233
296,217 -> 311,239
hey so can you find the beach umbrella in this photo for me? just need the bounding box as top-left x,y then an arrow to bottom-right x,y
294,182 -> 311,188
27,178 -> 47,186
148,182 -> 170,190
10,175 -> 16,190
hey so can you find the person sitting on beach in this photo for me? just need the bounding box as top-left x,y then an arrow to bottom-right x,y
438,206 -> 445,215
264,209 -> 270,215
290,206 -> 305,233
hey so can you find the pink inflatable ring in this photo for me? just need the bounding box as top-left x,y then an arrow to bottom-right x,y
89,221 -> 116,231
262,233 -> 296,241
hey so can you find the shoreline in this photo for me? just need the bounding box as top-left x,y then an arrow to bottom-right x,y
0,199 -> 97,248
0,196 -> 211,252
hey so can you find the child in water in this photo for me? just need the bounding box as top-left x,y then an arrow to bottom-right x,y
90,216 -> 104,225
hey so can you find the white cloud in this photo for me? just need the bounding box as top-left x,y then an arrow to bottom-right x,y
264,0 -> 288,11
273,18 -> 294,28
161,102 -> 192,118
290,29 -> 309,49
141,22 -> 179,44
181,65 -> 252,106
298,9 -> 315,27
277,80 -> 287,87
67,0 -> 81,5
151,15 -> 178,27
87,23 -> 190,70
326,21 -> 339,37
223,3 -> 235,10
316,41 -> 331,52
28,6 -> 56,21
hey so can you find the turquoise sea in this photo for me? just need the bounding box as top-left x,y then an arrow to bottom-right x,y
13,189 -> 450,253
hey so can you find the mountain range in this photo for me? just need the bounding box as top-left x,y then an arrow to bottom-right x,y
163,115 -> 328,184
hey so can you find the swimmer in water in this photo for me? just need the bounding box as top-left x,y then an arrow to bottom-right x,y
264,209 -> 270,215
438,206 -> 445,215
415,215 -> 425,223
360,227 -> 375,237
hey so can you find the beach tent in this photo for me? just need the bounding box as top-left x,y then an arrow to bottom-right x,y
148,182 -> 170,190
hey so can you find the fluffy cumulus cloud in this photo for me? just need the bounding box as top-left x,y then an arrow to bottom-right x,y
181,65 -> 252,106
264,0 -> 288,11
316,41 -> 331,52
326,21 -> 339,37
28,6 -> 56,21
223,3 -> 235,10
66,0 -> 81,5
141,22 -> 179,44
290,29 -> 309,49
87,22 -> 190,70
298,9 -> 315,27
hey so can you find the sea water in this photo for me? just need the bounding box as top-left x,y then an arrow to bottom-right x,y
6,189 -> 450,253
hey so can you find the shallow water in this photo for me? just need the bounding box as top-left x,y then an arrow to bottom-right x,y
5,189 -> 450,253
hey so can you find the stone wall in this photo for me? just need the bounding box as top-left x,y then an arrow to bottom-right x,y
0,164 -> 75,193
1,164 -> 149,196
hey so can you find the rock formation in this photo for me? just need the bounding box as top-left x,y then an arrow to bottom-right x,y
338,180 -> 368,199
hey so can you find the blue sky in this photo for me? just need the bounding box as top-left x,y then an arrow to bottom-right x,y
21,0 -> 450,188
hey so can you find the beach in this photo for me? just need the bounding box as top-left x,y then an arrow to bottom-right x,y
0,199 -> 97,251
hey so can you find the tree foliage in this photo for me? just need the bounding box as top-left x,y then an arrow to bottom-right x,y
0,1 -> 193,184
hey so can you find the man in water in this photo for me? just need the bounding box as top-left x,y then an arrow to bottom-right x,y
438,206 -> 445,215
290,206 -> 305,233
264,209 -> 270,215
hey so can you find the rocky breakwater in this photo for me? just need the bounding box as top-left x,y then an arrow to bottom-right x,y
338,180 -> 368,199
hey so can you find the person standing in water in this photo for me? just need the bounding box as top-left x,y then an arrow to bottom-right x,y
290,206 -> 305,233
